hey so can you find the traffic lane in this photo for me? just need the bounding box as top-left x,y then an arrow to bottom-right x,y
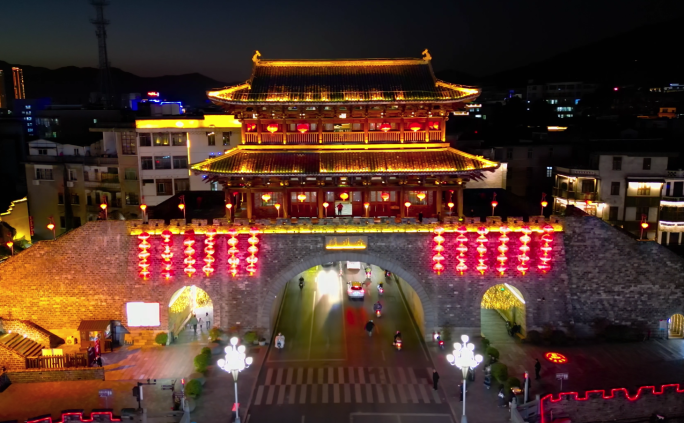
249,402 -> 454,423
310,267 -> 345,360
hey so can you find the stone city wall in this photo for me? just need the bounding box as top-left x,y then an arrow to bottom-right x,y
541,384 -> 684,423
5,367 -> 104,383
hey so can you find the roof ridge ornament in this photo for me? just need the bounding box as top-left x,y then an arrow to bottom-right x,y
422,49 -> 432,61
252,50 -> 262,64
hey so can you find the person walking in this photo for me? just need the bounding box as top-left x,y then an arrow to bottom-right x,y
189,314 -> 198,334
337,203 -> 343,216
535,359 -> 542,380
96,355 -> 103,367
275,333 -> 285,350
206,312 -> 210,330
365,320 -> 375,337
198,317 -> 203,331
432,369 -> 440,390
498,386 -> 507,407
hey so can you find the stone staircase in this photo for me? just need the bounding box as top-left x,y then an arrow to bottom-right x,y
0,332 -> 45,357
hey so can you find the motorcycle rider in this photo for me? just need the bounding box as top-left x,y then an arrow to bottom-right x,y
365,320 -> 375,337
298,276 -> 304,290
373,301 -> 383,312
393,330 -> 402,344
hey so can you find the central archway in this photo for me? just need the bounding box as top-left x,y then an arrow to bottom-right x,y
480,283 -> 526,342
258,251 -> 436,339
168,285 -> 214,342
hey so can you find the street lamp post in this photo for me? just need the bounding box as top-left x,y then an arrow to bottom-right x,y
6,241 -> 13,255
446,335 -> 483,423
217,337 -> 253,423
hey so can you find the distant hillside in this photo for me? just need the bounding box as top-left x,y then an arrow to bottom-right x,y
0,61 -> 229,106
439,18 -> 684,88
434,69 -> 478,86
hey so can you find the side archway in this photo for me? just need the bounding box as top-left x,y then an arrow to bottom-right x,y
257,251 -> 436,338
165,284 -> 216,340
480,283 -> 528,341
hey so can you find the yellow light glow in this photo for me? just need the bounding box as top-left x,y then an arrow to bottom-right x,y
325,237 -> 367,250
0,197 -> 27,216
136,115 -> 242,129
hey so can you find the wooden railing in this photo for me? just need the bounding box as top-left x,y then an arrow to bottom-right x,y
286,133 -> 318,144
404,131 -> 426,142
428,130 -> 442,141
261,133 -> 284,144
25,353 -> 88,369
322,132 -> 365,143
244,133 -> 259,144
369,132 -> 400,142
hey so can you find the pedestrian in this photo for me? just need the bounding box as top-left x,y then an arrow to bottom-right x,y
365,320 -> 375,337
206,312 -> 210,330
189,314 -> 198,334
96,355 -> 103,367
198,317 -> 203,330
337,203 -> 343,216
275,332 -> 285,350
418,212 -> 423,222
498,386 -> 507,407
432,369 -> 440,390
509,393 -> 518,411
535,359 -> 541,380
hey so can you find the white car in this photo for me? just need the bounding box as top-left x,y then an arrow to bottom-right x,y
347,281 -> 365,300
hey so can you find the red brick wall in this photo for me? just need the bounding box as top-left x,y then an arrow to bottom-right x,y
1,320 -> 50,347
0,344 -> 25,370
6,367 -> 104,383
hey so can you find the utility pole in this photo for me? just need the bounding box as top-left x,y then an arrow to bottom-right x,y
90,0 -> 115,108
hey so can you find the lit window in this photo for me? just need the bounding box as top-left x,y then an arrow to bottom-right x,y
637,183 -> 651,196
546,167 -> 552,177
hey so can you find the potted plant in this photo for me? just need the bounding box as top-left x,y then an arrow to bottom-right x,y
155,332 -> 168,346
244,331 -> 258,345
259,337 -> 266,346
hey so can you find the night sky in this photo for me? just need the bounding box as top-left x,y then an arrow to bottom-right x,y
1,0 -> 682,82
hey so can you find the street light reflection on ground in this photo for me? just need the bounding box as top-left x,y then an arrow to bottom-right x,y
316,269 -> 341,302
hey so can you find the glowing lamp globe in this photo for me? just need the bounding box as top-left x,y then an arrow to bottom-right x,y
448,202 -> 455,208
417,192 -> 426,201
429,121 -> 440,130
381,192 -> 390,201
491,201 -> 498,207
274,203 -> 281,210
261,194 -> 271,202
178,204 -> 185,210
404,202 -> 411,208
246,123 -> 256,132
379,123 -> 391,133
340,193 -> 349,201
100,203 -> 107,210
140,204 -> 147,212
641,222 -> 649,229
364,202 -> 370,208
296,123 -> 309,134
266,123 -> 279,133
408,122 -> 422,132
226,203 -> 233,209
323,202 -> 329,208
297,194 -> 306,202
6,241 -> 13,248
47,223 -> 55,230
541,201 -> 548,208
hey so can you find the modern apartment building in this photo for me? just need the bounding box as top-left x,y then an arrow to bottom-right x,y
0,69 -> 7,109
553,151 -> 670,239
659,171 -> 684,245
12,67 -> 25,100
526,81 -> 598,119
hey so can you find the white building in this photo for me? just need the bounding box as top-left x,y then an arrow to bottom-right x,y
134,115 -> 242,206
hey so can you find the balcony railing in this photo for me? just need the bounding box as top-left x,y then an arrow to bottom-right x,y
553,188 -> 598,201
244,133 -> 259,143
369,132 -> 400,142
322,132 -> 364,143
242,130 -> 441,144
26,155 -> 119,165
286,132 -> 318,144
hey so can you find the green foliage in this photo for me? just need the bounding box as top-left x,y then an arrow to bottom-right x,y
486,347 -> 500,360
490,362 -> 508,383
525,330 -> 542,345
441,327 -> 452,342
243,331 -> 258,344
154,332 -> 168,346
504,377 -> 521,393
208,326 -> 223,342
481,337 -> 491,351
185,379 -> 203,398
194,353 -> 210,373
201,347 -> 212,358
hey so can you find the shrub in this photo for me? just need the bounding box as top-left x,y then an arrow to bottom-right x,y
550,330 -> 567,345
504,377 -> 522,393
154,332 -> 168,346
243,331 -> 258,344
185,379 -> 203,398
201,347 -> 212,358
525,330 -> 542,345
194,353 -> 210,373
441,327 -> 452,342
481,337 -> 491,351
486,347 -> 500,363
208,326 -> 223,342
490,362 -> 508,383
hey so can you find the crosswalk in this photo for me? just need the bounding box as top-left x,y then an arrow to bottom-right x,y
253,367 -> 442,406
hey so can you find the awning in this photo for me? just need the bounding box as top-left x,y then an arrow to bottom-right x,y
77,320 -> 112,332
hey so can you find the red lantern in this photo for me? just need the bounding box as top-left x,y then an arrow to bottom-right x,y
246,228 -> 259,275
456,226 -> 468,274
429,121 -> 440,130
161,230 -> 174,279
541,201 -> 548,208
475,227 -> 489,274
227,228 -> 239,277
497,226 -> 510,275
491,201 -> 498,208
407,122 -> 422,132
538,224 -> 554,272
296,123 -> 309,134
517,226 -> 532,275
246,123 -> 256,132
417,192 -> 426,202
379,123 -> 391,132
183,230 -> 196,277
340,193 -> 349,201
138,232 -> 151,279
297,193 -> 307,202
433,227 -> 445,274
203,228 -> 216,277
266,123 -> 279,133
381,192 -> 390,202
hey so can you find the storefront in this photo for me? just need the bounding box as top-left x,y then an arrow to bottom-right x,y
77,320 -> 128,353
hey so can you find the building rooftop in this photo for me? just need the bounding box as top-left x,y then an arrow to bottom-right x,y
190,143 -> 498,177
208,51 -> 480,105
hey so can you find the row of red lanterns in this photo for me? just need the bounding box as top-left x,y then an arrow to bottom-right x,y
245,122 -> 441,134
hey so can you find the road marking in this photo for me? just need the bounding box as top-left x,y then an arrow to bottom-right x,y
328,367 -> 334,383
369,368 -> 377,384
365,384 -> 373,403
307,368 -> 314,384
387,368 -> 396,384
396,384 -> 407,403
277,385 -> 286,404
265,368 -> 274,385
266,385 -> 275,405
354,384 -> 362,402
378,367 -> 387,384
417,384 -> 430,403
432,389 -> 442,404
286,368 -> 294,385
301,416 -> 305,423
358,367 -> 365,383
276,368 -> 284,385
288,385 -> 296,404
408,368 -> 418,384
387,384 -> 397,403
338,367 -> 344,383
322,384 -> 329,403
376,385 -> 385,403
344,383 -> 352,403
254,386 -> 264,405
397,367 -> 407,384
299,385 -> 307,404
348,367 -> 355,383
317,368 -> 324,384
297,367 -> 303,384
333,383 -> 341,403
407,384 -> 419,403
308,290 -> 316,360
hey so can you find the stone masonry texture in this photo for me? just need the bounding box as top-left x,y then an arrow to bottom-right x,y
6,367 -> 104,383
0,216 -> 681,343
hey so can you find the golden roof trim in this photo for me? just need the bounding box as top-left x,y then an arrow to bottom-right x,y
256,59 -> 428,67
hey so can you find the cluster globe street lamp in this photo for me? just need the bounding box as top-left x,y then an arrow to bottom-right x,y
217,337 -> 253,423
446,335 -> 483,423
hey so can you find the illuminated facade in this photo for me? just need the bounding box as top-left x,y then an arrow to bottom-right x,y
12,67 -> 25,100
193,51 -> 497,219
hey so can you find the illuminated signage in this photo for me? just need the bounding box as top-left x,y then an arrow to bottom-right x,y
147,91 -> 160,97
126,302 -> 161,327
325,236 -> 368,250
545,352 -> 568,364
